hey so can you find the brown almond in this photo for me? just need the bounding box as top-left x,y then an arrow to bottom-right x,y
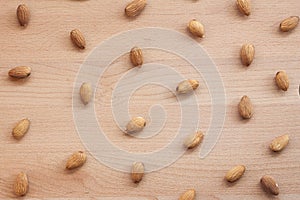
131,162 -> 144,183
236,0 -> 251,16
125,0 -> 147,17
13,172 -> 29,197
260,175 -> 279,195
184,131 -> 204,149
275,71 -> 289,91
225,165 -> 246,182
176,80 -> 199,94
187,19 -> 205,38
8,66 -> 31,79
125,117 -> 146,134
70,29 -> 86,49
66,151 -> 87,170
130,47 -> 143,67
238,95 -> 253,119
80,82 -> 92,105
17,4 -> 30,26
12,119 -> 30,139
270,134 -> 289,152
240,43 -> 255,66
179,189 -> 196,200
280,16 -> 299,32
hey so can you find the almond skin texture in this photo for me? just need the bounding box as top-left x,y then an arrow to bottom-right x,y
280,16 -> 299,32
12,119 -> 30,139
184,131 -> 204,149
17,4 -> 30,26
236,0 -> 251,16
238,95 -> 253,119
261,175 -> 279,195
8,66 -> 31,79
188,19 -> 205,38
240,44 -> 255,66
125,0 -> 147,17
70,29 -> 86,49
80,82 -> 92,105
13,172 -> 29,197
130,47 -> 143,67
225,165 -> 246,182
176,80 -> 199,94
66,151 -> 87,170
275,71 -> 289,91
270,134 -> 289,152
131,162 -> 144,183
125,117 -> 146,134
179,189 -> 196,200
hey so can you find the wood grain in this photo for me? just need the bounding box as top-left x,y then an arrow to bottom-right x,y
0,0 -> 299,199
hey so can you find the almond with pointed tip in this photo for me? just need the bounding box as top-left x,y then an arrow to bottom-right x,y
8,66 -> 31,79
13,172 -> 28,197
70,29 -> 86,49
280,16 -> 299,32
125,0 -> 147,17
80,82 -> 92,105
131,162 -> 144,183
130,47 -> 143,67
66,151 -> 87,170
238,95 -> 253,119
184,131 -> 204,149
270,134 -> 289,152
236,0 -> 251,16
260,175 -> 279,195
240,44 -> 255,66
125,117 -> 146,134
12,119 -> 30,139
179,189 -> 196,200
187,19 -> 205,38
17,4 -> 30,26
275,71 -> 289,91
225,165 -> 246,182
176,80 -> 199,94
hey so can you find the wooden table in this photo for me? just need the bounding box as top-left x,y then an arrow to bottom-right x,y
0,0 -> 299,199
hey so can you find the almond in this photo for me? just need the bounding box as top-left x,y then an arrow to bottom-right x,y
125,117 -> 146,134
8,66 -> 31,79
184,131 -> 204,149
17,4 -> 30,26
240,43 -> 255,66
131,162 -> 144,183
270,134 -> 289,152
130,47 -> 143,67
12,119 -> 30,139
280,16 -> 299,32
260,175 -> 279,195
13,172 -> 29,196
176,80 -> 199,94
236,0 -> 251,16
225,165 -> 246,182
238,95 -> 253,119
125,0 -> 147,17
70,29 -> 86,49
80,82 -> 92,105
179,189 -> 196,200
187,19 -> 205,38
66,151 -> 87,170
275,71 -> 289,91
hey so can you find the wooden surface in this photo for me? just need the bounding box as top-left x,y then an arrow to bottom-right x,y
0,0 -> 300,199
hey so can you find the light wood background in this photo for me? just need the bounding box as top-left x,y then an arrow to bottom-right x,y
0,0 -> 299,199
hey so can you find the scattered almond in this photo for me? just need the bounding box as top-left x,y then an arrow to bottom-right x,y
176,80 -> 199,94
131,162 -> 144,183
225,165 -> 246,182
236,0 -> 251,16
240,43 -> 255,66
12,119 -> 30,139
13,172 -> 29,197
66,151 -> 87,170
125,0 -> 147,17
8,66 -> 31,79
238,95 -> 253,119
179,189 -> 196,200
260,175 -> 279,195
275,71 -> 289,91
125,117 -> 146,134
130,47 -> 143,67
17,4 -> 30,26
80,82 -> 92,105
270,134 -> 289,152
280,16 -> 299,32
187,19 -> 205,38
70,29 -> 86,49
184,131 -> 204,149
